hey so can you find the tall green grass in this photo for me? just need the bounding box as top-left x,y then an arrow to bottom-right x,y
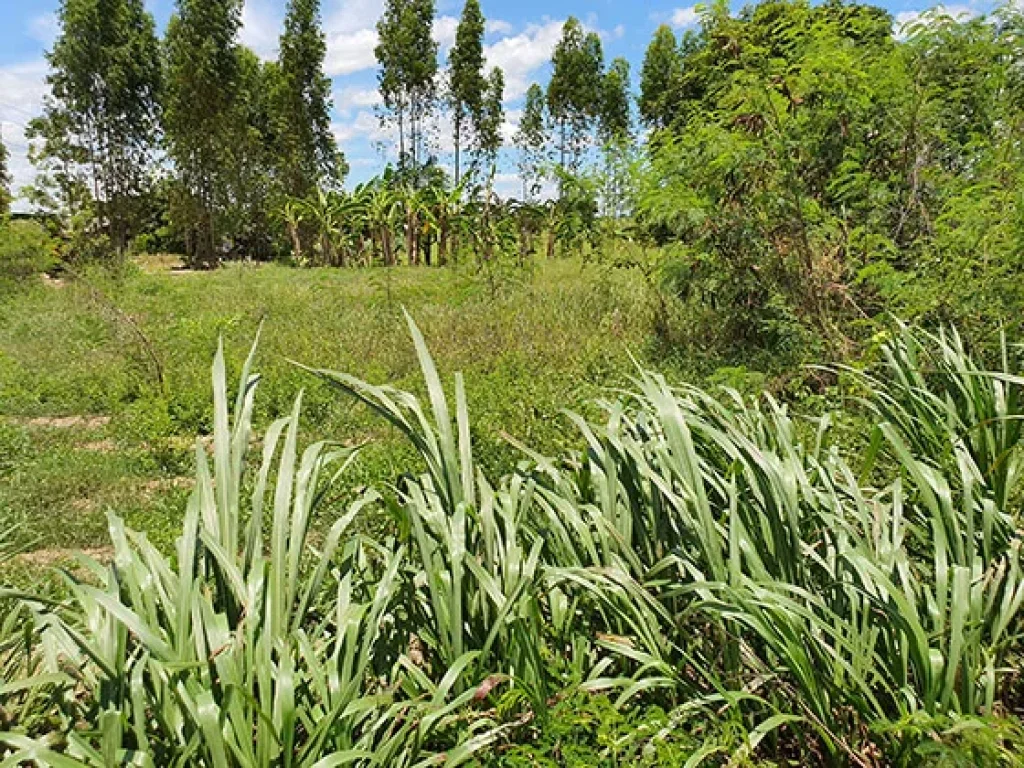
3,321 -> 1023,765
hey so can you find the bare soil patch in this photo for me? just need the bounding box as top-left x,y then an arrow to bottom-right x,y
16,546 -> 114,569
8,415 -> 111,430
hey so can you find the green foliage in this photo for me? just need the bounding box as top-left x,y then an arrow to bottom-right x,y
639,25 -> 679,131
476,68 -> 505,166
0,131 -> 11,218
375,0 -> 439,170
514,84 -> 547,201
5,318 -> 1024,764
547,18 -> 604,174
273,0 -> 345,198
163,0 -> 245,267
0,221 -> 56,292
598,57 -> 632,146
634,0 -> 1024,358
27,0 -> 162,254
448,0 -> 486,183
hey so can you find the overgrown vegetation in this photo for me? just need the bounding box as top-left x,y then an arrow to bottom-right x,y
2,319 -> 1023,765
4,0 -> 1024,762
634,0 -> 1024,354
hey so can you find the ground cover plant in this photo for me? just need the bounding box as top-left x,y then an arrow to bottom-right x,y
4,0 -> 1024,763
0,258 -> 664,561
1,317 -> 1022,765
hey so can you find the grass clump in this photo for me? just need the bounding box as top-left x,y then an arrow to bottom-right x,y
1,318 -> 1023,765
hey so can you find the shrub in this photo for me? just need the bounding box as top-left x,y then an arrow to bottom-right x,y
0,220 -> 55,291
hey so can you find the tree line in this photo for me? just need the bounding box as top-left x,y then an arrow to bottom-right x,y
11,0 -> 635,269
6,0 -> 1024,356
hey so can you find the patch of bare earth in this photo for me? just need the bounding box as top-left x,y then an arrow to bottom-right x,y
134,253 -> 186,273
69,498 -> 96,513
139,477 -> 194,495
80,439 -> 117,453
40,274 -> 66,288
16,546 -> 114,569
8,415 -> 111,430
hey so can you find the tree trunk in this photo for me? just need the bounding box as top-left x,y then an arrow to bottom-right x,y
288,222 -> 303,262
406,212 -> 417,265
454,114 -> 461,186
383,228 -> 394,266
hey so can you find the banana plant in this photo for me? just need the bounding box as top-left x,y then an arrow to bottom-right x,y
276,198 -> 308,264
366,180 -> 400,267
424,180 -> 466,266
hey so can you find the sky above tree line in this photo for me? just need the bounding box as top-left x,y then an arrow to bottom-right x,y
0,0 -> 999,207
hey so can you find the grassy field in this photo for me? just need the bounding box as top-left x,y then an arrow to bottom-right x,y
0,257 -> 671,564
4,257 -> 1024,764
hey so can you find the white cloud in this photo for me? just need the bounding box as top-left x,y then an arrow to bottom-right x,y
325,28 -> 379,75
324,0 -> 384,33
484,19 -> 566,102
670,6 -> 700,29
434,15 -> 459,56
27,12 -> 59,46
335,86 -> 383,112
486,19 -> 514,36
492,172 -> 556,201
0,59 -> 50,209
323,0 -> 384,75
240,0 -> 282,60
332,109 -> 394,147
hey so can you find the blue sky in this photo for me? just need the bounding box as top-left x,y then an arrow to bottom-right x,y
0,0 -> 997,206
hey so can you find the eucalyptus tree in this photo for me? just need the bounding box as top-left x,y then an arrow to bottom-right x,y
514,83 -> 546,200
0,130 -> 10,217
598,57 -> 633,217
164,0 -> 243,266
448,0 -> 486,184
274,0 -> 345,198
639,25 -> 681,130
28,0 -> 161,254
376,0 -> 438,170
475,67 -> 505,168
546,18 -> 603,177
599,58 -> 632,145
225,47 -> 279,261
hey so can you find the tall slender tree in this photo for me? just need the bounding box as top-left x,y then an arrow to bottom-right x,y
546,18 -> 603,177
599,57 -> 632,145
275,0 -> 345,198
448,0 -> 486,184
375,0 -> 407,165
514,83 -> 546,200
226,47 -> 280,260
476,67 -> 505,167
598,57 -> 633,218
375,0 -> 438,172
28,0 -> 161,253
639,25 -> 681,130
164,0 -> 243,266
0,129 -> 11,218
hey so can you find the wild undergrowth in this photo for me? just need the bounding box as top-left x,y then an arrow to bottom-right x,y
1,318 -> 1022,765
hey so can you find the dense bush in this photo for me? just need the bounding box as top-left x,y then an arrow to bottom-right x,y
635,1 -> 1024,358
0,221 -> 55,292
